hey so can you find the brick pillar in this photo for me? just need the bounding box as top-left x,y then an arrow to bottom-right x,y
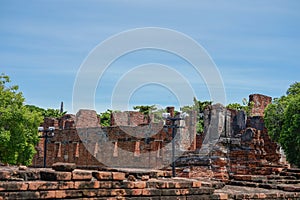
113,142 -> 118,157
166,107 -> 175,117
134,141 -> 141,157
249,94 -> 272,117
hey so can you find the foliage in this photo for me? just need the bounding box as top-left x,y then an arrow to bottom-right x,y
181,97 -> 212,134
264,82 -> 300,167
25,105 -> 67,118
133,105 -> 157,123
152,108 -> 166,123
99,109 -> 113,127
133,105 -> 157,116
226,98 -> 254,116
0,74 -> 43,165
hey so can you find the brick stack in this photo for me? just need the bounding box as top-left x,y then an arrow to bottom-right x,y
0,165 -> 220,200
32,109 -> 197,170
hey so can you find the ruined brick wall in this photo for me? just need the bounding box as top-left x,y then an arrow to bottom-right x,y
0,166 -> 226,200
32,109 -> 196,169
111,111 -> 154,126
249,94 -> 272,117
177,94 -> 281,180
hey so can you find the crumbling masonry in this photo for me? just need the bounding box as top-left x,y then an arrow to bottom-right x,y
32,94 -> 284,179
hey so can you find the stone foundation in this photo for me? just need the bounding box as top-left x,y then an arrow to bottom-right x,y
0,164 -> 300,199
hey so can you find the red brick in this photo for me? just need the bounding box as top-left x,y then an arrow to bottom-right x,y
192,181 -> 202,188
74,181 -> 99,189
58,181 -> 74,189
93,171 -> 112,180
112,172 -> 125,180
72,170 -> 92,180
0,171 -> 11,180
122,181 -> 135,189
134,181 -> 146,189
40,170 -> 72,181
99,181 -> 112,189
131,189 -> 143,196
0,182 -> 28,191
55,190 -> 67,198
40,190 -> 56,199
110,189 -> 126,196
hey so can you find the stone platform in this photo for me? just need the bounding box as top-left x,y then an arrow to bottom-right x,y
0,164 -> 300,199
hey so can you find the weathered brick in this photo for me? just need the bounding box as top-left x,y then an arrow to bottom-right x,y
52,162 -> 76,172
93,171 -> 112,180
8,191 -> 40,199
0,182 -> 28,191
74,181 -> 100,189
82,189 -> 98,197
110,189 -> 127,196
134,181 -> 146,189
142,188 -> 161,196
40,190 -> 56,199
99,181 -> 112,189
192,181 -> 201,188
72,170 -> 92,180
112,181 -> 122,189
58,181 -> 74,189
112,172 -> 125,180
0,171 -> 11,180
131,189 -> 143,196
40,170 -> 71,181
161,189 -> 181,196
122,181 -> 135,189
97,189 -> 110,196
55,190 -> 67,198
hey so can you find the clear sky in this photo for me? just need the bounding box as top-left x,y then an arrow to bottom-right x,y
1,0 -> 299,113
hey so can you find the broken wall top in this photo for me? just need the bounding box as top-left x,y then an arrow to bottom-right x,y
249,94 -> 272,117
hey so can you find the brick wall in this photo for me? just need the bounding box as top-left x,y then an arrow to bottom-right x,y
249,94 -> 272,117
32,94 -> 282,179
32,109 -> 196,169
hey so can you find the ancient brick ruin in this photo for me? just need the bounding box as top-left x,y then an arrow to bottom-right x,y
32,107 -> 197,169
32,93 -> 283,175
1,93 -> 300,199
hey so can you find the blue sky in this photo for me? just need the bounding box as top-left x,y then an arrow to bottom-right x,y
1,0 -> 299,113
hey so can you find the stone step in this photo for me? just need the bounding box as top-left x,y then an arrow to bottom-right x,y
266,175 -> 297,180
280,171 -> 300,179
267,179 -> 300,184
229,180 -> 300,192
285,168 -> 300,173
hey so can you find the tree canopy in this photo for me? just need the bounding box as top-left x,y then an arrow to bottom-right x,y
226,98 -> 254,116
264,82 -> 300,167
25,105 -> 67,118
181,97 -> 212,134
0,74 -> 43,165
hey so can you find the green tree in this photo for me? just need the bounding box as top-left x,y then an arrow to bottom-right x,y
226,98 -> 254,116
133,105 -> 157,123
25,105 -> 67,118
99,109 -> 113,127
0,74 -> 43,165
181,97 -> 212,134
264,82 -> 300,167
